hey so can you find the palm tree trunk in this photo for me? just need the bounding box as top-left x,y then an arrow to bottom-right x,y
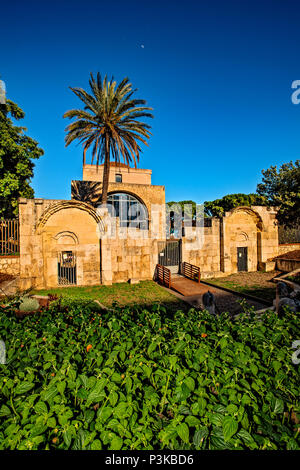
101,134 -> 110,204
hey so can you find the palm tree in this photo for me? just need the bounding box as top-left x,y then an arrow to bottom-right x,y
63,73 -> 153,203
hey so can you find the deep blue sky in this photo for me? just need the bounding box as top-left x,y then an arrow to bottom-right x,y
2,0 -> 300,203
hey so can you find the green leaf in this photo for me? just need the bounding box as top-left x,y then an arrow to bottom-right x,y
272,360 -> 282,373
0,405 -> 11,417
176,423 -> 189,444
219,337 -> 228,349
111,372 -> 122,383
110,436 -> 123,450
273,399 -> 284,414
222,416 -> 238,441
237,429 -> 257,448
57,381 -> 66,395
147,341 -> 157,356
250,363 -> 258,376
91,439 -> 102,450
198,397 -> 207,416
109,391 -> 118,407
98,406 -> 113,423
43,386 -> 58,402
14,381 -> 34,395
168,355 -> 178,369
86,380 -> 106,405
185,415 -> 200,427
74,430 -> 90,450
79,374 -> 89,389
193,426 -> 209,447
184,376 -> 195,391
47,417 -> 57,428
174,340 -> 186,354
34,401 -> 48,415
209,412 -> 223,427
226,404 -> 238,415
114,402 -> 131,419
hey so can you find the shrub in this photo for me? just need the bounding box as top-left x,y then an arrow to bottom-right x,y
0,300 -> 299,450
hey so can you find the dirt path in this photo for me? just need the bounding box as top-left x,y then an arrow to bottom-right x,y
166,276 -> 267,315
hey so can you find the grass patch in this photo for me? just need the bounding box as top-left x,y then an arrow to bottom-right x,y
31,280 -> 189,312
206,272 -> 277,303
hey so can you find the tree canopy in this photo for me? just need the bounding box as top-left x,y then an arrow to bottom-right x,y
166,200 -> 197,220
0,100 -> 43,218
204,193 -> 267,218
257,160 -> 300,227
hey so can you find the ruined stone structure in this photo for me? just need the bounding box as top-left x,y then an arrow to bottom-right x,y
17,163 -> 279,289
182,205 -> 278,277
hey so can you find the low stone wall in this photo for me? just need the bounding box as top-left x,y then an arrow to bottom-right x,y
0,256 -> 20,276
276,258 -> 300,273
278,243 -> 300,256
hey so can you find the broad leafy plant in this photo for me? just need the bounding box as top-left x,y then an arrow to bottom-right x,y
0,300 -> 299,450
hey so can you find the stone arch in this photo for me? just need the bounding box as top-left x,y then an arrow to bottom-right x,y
53,231 -> 79,245
222,206 -> 266,273
107,190 -> 148,211
236,231 -> 249,242
227,206 -> 264,231
36,200 -> 105,234
106,190 -> 149,227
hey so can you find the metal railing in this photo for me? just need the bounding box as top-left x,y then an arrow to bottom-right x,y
182,262 -> 201,283
155,264 -> 171,289
0,219 -> 19,255
58,251 -> 77,285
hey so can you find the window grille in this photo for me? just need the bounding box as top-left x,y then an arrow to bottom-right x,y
107,193 -> 148,229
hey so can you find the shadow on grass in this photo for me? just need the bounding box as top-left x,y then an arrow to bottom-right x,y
208,281 -> 275,303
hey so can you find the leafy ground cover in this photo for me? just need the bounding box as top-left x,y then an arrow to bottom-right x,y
207,271 -> 279,303
0,298 -> 299,450
30,280 -> 189,313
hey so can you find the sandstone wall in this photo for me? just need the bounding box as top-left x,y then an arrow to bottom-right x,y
71,181 -> 166,240
82,164 -> 152,185
0,256 -> 20,276
182,219 -> 221,276
18,198 -> 162,289
18,197 -> 280,289
181,206 -> 279,277
278,243 -> 300,255
18,199 -> 103,290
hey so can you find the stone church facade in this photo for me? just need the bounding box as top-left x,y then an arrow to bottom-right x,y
17,163 -> 279,290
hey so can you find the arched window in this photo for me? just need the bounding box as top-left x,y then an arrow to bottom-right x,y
107,193 -> 148,229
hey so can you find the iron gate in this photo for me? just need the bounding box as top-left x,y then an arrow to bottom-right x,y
157,240 -> 181,267
58,251 -> 77,285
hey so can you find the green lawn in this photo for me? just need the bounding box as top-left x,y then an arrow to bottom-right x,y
31,280 -> 189,312
206,271 -> 278,303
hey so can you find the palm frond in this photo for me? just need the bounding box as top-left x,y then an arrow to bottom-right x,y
64,73 -> 153,201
